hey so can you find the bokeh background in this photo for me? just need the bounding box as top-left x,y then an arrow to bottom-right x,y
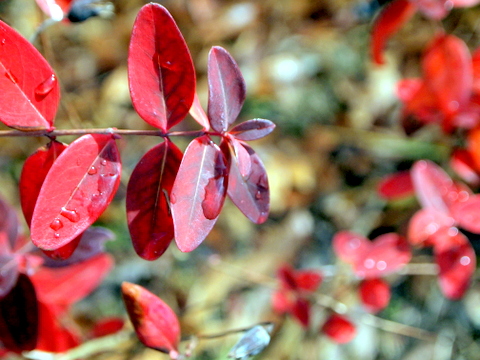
2,0 -> 480,359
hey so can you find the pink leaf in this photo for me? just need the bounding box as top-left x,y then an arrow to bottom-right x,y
189,93 -> 210,130
128,3 -> 195,131
127,140 -> 183,260
370,0 -> 417,65
450,194 -> 480,233
433,229 -> 475,300
229,119 -> 276,141
226,141 -> 269,224
207,46 -> 246,133
408,208 -> 455,246
377,170 -> 414,200
413,0 -> 452,19
332,231 -> 370,264
171,136 -> 227,252
19,141 -> 68,226
354,233 -> 411,278
30,134 -> 121,251
0,20 -> 60,130
122,282 -> 180,355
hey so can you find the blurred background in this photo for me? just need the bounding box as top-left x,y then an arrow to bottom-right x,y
2,0 -> 480,359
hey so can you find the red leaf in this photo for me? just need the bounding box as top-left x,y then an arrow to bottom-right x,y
295,271 -> 323,292
31,253 -> 113,314
411,160 -> 458,213
353,233 -> 411,278
90,317 -> 124,338
127,140 -> 183,260
467,127 -> 480,171
41,234 -> 82,261
407,208 -> 455,246
450,194 -> 480,233
229,119 -> 276,141
321,314 -> 356,344
434,229 -> 475,300
128,3 -> 195,131
19,141 -> 67,226
30,134 -> 121,251
452,0 -> 480,6
122,282 -> 180,355
359,278 -> 391,313
226,142 -> 269,224
277,265 -> 297,290
0,274 -> 38,353
271,290 -> 294,314
370,0 -> 417,65
229,136 -> 252,177
422,34 -> 472,117
207,46 -> 246,133
291,298 -> 310,328
0,20 -> 60,130
450,149 -> 480,186
189,93 -> 210,130
36,301 -> 81,352
171,136 -> 227,252
377,170 -> 414,200
332,231 -> 370,264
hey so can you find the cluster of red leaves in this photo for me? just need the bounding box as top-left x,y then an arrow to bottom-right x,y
0,195 -> 117,354
378,160 -> 477,299
371,0 -> 480,65
271,264 -> 322,328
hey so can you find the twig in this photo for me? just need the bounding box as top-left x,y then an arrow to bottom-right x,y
0,128 -> 208,138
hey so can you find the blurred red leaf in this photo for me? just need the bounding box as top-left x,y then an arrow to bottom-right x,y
0,274 -> 38,353
359,278 -> 391,313
0,20 -> 60,130
291,298 -> 310,328
295,271 -> 323,292
370,0 -> 417,65
321,313 -> 356,344
35,301 -> 81,352
127,140 -> 182,260
207,46 -> 246,133
407,208 -> 455,246
433,228 -> 475,300
377,170 -> 414,200
171,136 -> 227,252
229,119 -> 276,141
422,34 -> 472,118
19,141 -> 67,226
226,142 -> 269,224
30,134 -> 121,251
332,230 -> 370,264
450,149 -> 480,186
35,0 -> 72,20
468,127 -> 480,170
128,3 -> 195,132
90,317 -> 124,338
413,0 -> 451,19
31,253 -> 113,314
41,235 -> 82,261
449,194 -> 480,233
122,282 -> 180,355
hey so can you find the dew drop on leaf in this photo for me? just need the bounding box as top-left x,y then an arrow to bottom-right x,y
49,218 -> 63,231
54,233 -> 60,238
100,159 -> 107,166
88,166 -> 97,175
35,74 -> 57,97
60,207 -> 80,222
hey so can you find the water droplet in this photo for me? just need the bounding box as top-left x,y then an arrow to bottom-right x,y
348,238 -> 361,249
447,227 -> 459,237
88,166 -> 97,175
460,255 -> 471,266
49,218 -> 63,231
35,74 -> 57,97
255,190 -> 262,200
4,70 -> 17,84
100,159 -> 107,166
54,233 -> 60,238
364,258 -> 375,269
376,260 -> 387,271
60,207 -> 80,222
1,39 -> 5,45
170,193 -> 177,204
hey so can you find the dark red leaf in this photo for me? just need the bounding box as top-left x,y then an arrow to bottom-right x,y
0,20 -> 60,130
171,136 -> 227,252
332,231 -> 370,264
407,208 -> 455,246
370,0 -> 417,65
0,274 -> 38,353
41,234 -> 82,261
295,271 -> 322,292
433,229 -> 475,300
354,233 -> 411,278
229,119 -> 276,141
122,282 -> 180,355
226,141 -> 269,224
377,170 -> 414,200
207,46 -> 246,133
359,278 -> 391,313
189,93 -> 210,130
19,140 -> 67,226
36,301 -> 81,352
90,317 -> 124,338
31,253 -> 113,314
277,264 -> 297,290
127,140 -> 183,260
422,34 -> 472,118
411,160 -> 458,213
291,298 -> 310,328
128,3 -> 195,131
229,135 -> 251,177
30,134 -> 121,251
450,149 -> 480,186
321,313 -> 356,344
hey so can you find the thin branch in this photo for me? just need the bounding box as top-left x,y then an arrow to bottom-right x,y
0,128 -> 208,138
